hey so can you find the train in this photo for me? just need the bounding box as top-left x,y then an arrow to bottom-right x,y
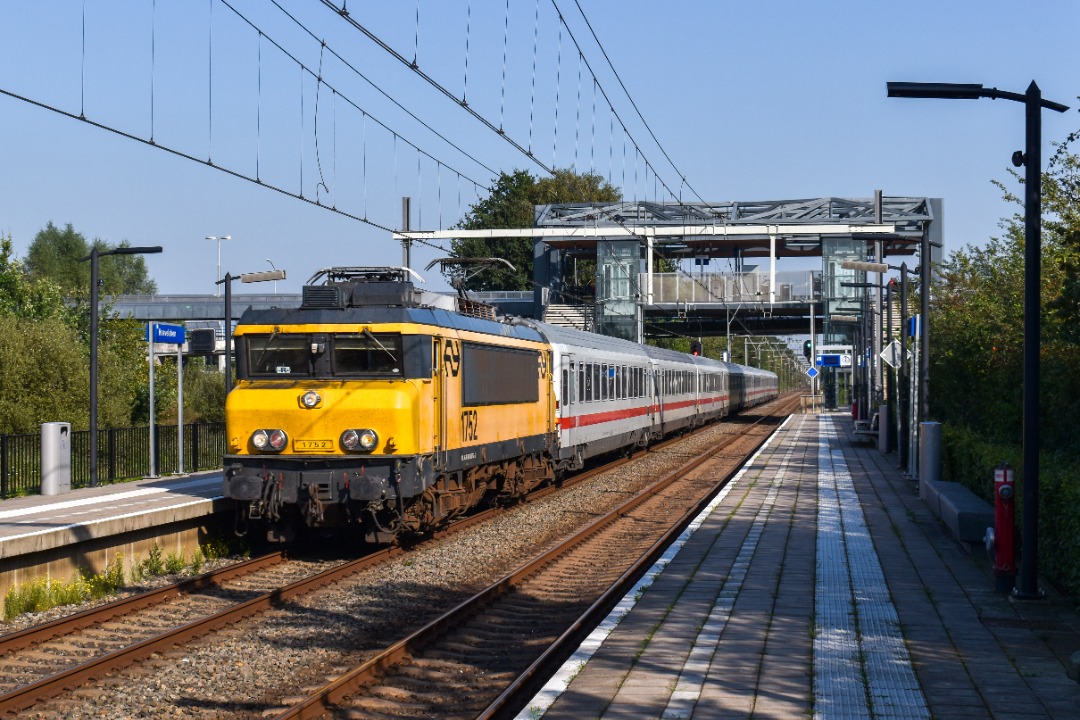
222,267 -> 779,543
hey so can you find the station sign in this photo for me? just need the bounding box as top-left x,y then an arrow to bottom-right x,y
816,353 -> 852,368
145,322 -> 186,344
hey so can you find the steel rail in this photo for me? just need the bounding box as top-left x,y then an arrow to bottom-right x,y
0,548 -> 398,715
0,551 -> 285,656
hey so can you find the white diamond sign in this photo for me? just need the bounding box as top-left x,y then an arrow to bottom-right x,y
880,339 -> 902,369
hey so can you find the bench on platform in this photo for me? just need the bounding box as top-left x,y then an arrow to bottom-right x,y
852,413 -> 879,443
922,480 -> 994,549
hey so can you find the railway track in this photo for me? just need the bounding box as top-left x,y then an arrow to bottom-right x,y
272,395 -> 798,719
0,396 -> 796,718
0,551 -> 367,714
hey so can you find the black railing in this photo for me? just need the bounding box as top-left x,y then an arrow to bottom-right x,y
0,422 -> 226,498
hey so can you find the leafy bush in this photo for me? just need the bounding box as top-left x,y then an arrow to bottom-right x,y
165,550 -> 186,575
942,428 -> 1080,605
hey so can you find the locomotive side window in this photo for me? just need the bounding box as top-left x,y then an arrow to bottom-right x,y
461,342 -> 540,405
333,333 -> 403,375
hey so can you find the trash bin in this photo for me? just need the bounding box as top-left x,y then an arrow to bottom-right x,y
41,422 -> 71,495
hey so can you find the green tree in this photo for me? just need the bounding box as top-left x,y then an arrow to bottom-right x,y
929,142 -> 1079,450
0,314 -> 88,433
0,235 -> 68,321
452,169 -> 621,291
25,222 -> 158,296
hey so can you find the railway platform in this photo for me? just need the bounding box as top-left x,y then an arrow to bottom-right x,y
0,471 -> 228,597
524,412 -> 1080,719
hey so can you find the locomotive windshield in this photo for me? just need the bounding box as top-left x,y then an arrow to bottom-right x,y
243,333 -> 404,378
333,333 -> 403,375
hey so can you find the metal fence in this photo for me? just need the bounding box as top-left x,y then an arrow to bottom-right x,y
647,270 -> 821,305
0,422 -> 226,498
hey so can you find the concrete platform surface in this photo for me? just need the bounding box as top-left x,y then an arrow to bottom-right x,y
0,471 -> 226,560
521,413 -> 1080,720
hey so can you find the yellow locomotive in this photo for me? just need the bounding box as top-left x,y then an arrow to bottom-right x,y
223,267 -> 557,542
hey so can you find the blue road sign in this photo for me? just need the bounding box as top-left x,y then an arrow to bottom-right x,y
806,367 -> 819,379
145,323 -> 186,344
907,314 -> 921,337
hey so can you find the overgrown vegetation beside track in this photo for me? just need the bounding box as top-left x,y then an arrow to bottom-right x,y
932,139 -> 1080,606
2,538 -> 242,622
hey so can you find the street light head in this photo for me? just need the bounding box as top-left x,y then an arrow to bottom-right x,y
241,269 -> 286,283
841,260 -> 889,274
105,245 -> 163,256
887,81 -> 985,100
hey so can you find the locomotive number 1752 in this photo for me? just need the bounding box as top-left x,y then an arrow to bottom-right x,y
461,409 -> 479,441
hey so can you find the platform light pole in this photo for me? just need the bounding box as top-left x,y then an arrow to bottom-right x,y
206,235 -> 232,295
80,245 -> 163,487
217,269 -> 286,394
886,80 -> 1069,598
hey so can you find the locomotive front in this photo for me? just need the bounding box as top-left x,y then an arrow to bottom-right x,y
223,269 -> 438,542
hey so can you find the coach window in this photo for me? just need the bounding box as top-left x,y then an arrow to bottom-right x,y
562,367 -> 569,407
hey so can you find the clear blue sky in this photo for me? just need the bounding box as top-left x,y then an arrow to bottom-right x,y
1,0 -> 1077,296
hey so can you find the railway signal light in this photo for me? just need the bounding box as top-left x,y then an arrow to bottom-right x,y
690,341 -> 703,356
803,340 -> 812,359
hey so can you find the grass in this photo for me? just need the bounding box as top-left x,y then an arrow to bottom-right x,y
3,541 -> 231,623
3,554 -> 126,622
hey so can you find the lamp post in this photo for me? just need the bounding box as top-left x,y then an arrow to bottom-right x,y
887,80 -> 1069,598
79,245 -> 163,487
842,259 -> 922,471
217,269 -> 286,393
206,235 -> 232,296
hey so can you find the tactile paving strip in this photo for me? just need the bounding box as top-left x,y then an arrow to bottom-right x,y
814,415 -> 929,720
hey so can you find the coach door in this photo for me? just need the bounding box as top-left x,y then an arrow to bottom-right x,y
650,360 -> 663,433
563,354 -> 580,448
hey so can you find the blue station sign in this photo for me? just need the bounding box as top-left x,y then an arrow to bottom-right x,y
145,323 -> 186,344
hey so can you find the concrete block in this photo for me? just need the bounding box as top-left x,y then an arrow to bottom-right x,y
935,482 -> 994,544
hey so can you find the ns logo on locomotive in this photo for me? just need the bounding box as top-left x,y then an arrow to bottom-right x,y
223,267 -> 778,543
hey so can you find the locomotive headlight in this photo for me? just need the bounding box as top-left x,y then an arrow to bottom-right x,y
268,429 -> 288,451
300,391 -> 321,409
341,428 -> 378,452
358,429 -> 378,450
251,429 -> 288,452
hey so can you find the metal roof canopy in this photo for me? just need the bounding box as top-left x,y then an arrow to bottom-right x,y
529,196 -> 931,258
392,196 -> 933,260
